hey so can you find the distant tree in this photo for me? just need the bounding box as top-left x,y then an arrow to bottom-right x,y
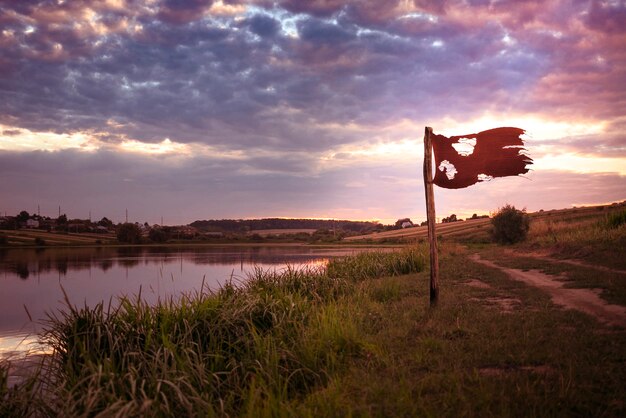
117,223 -> 142,244
491,205 -> 530,244
98,217 -> 113,228
471,213 -> 478,219
17,210 -> 30,223
442,214 -> 457,223
57,214 -> 68,225
148,228 -> 169,243
420,221 -> 428,226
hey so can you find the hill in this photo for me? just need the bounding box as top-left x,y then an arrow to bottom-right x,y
189,218 -> 382,235
345,203 -> 626,243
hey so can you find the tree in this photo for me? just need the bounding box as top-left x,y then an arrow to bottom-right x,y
442,214 -> 457,223
117,223 -> 142,244
148,228 -> 169,243
16,210 -> 30,223
491,204 -> 530,244
57,214 -> 68,225
98,217 -> 113,228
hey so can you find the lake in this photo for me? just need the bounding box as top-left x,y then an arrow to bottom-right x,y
0,245 -> 389,361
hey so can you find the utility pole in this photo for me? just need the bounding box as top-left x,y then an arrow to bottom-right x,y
125,208 -> 128,223
58,206 -> 61,218
423,126 -> 439,306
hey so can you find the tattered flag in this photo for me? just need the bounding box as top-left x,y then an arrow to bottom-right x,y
431,127 -> 532,189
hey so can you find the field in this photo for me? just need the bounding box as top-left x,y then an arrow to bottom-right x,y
1,204 -> 625,417
346,203 -> 626,244
248,229 -> 317,236
0,229 -> 117,246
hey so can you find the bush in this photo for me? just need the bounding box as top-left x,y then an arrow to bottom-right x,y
148,228 -> 169,243
605,209 -> 626,229
491,204 -> 530,244
116,223 -> 142,244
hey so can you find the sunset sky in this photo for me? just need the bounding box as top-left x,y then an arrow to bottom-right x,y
1,0 -> 624,225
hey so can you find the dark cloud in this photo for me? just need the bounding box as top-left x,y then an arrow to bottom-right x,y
245,13 -> 280,37
157,0 -> 215,24
587,0 -> 626,34
0,0 -> 624,221
3,0 -> 619,143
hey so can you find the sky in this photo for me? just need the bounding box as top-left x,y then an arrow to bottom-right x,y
0,0 -> 624,225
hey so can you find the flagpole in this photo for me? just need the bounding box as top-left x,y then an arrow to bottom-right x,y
423,126 -> 439,305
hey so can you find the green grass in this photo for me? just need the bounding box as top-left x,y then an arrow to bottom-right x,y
1,248 -> 424,417
2,238 -> 625,417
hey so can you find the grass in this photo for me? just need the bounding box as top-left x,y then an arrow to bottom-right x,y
518,209 -> 626,270
2,218 -> 625,416
1,248 -> 425,417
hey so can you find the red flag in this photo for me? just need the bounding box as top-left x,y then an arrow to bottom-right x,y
431,127 -> 532,189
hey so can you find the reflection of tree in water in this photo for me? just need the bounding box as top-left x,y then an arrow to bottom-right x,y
99,259 -> 114,272
118,258 -> 141,268
0,246 -> 352,279
56,259 -> 68,275
14,263 -> 29,280
116,247 -> 145,258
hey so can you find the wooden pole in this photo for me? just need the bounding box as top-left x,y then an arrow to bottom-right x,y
423,126 -> 439,305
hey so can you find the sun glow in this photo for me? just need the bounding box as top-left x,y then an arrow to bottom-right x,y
436,114 -> 606,141
0,125 -> 98,152
119,138 -> 190,155
534,153 -> 626,175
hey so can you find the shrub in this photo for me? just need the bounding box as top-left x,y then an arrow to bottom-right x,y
116,223 -> 142,244
148,228 -> 169,243
491,204 -> 530,244
605,209 -> 626,229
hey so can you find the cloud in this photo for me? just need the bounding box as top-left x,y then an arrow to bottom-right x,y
0,0 -> 624,222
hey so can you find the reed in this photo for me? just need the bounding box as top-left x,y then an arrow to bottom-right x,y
1,247 -> 425,417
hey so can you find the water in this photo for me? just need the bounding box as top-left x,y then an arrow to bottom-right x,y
0,245 -> 386,360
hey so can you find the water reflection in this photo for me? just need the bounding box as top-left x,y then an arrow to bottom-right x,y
0,245 -> 392,361
0,246 -> 365,279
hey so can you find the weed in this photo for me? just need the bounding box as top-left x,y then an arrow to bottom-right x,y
605,209 -> 626,229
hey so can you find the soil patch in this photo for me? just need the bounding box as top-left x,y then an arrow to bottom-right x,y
470,254 -> 626,327
468,296 -> 521,313
464,279 -> 492,289
503,249 -> 626,275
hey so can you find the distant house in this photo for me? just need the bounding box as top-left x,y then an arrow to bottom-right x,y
26,219 -> 40,228
395,218 -> 414,229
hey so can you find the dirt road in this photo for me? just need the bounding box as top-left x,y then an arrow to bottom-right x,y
470,254 -> 626,328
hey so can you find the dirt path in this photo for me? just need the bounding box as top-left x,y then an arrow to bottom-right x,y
470,254 -> 626,328
502,249 -> 626,275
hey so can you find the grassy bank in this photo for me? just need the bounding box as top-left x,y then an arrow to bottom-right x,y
1,248 -> 425,416
2,240 -> 624,417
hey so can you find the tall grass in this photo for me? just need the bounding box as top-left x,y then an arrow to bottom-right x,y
327,246 -> 426,281
525,211 -> 626,268
1,247 -> 425,417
